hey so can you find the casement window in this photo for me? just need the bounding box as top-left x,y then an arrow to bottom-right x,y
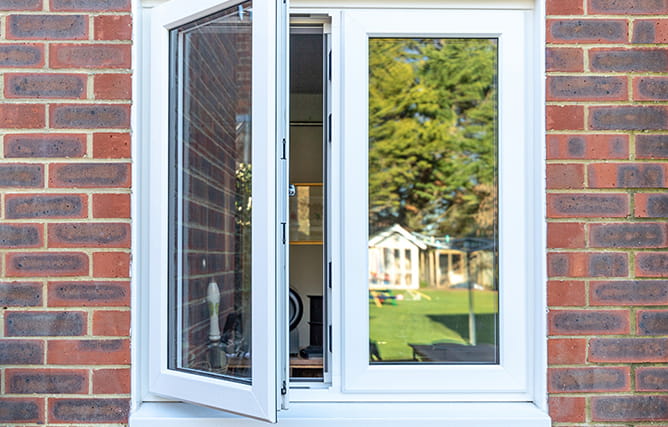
132,0 -> 549,424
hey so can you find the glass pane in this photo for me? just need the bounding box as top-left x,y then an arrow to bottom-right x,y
169,1 -> 253,381
368,38 -> 499,364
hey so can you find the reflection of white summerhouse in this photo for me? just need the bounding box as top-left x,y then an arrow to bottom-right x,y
368,224 -> 424,289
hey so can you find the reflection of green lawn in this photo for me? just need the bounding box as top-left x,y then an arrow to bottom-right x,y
369,289 -> 498,361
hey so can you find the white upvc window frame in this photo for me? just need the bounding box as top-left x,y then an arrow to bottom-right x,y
142,0 -> 285,421
131,0 -> 549,424
339,8 -> 532,397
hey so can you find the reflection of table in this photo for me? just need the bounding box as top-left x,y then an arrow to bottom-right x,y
409,343 -> 497,363
290,356 -> 323,378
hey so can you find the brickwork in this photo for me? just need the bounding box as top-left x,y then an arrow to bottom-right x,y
547,0 -> 668,425
0,0 -> 665,424
0,0 -> 131,422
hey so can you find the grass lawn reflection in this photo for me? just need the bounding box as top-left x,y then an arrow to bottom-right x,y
369,288 -> 498,361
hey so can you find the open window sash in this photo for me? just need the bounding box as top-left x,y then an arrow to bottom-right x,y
148,0 -> 288,421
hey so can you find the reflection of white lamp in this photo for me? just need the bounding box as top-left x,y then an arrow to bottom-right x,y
208,281 -> 221,342
207,281 -> 226,369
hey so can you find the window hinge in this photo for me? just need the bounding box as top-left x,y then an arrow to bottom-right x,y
328,325 -> 332,353
281,380 -> 287,395
281,222 -> 286,245
327,261 -> 332,288
328,50 -> 332,81
327,114 -> 332,143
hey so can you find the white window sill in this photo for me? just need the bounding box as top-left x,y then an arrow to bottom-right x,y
130,401 -> 551,426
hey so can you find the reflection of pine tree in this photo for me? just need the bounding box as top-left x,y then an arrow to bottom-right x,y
369,39 -> 497,238
235,163 -> 252,227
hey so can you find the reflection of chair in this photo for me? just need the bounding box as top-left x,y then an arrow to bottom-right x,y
369,289 -> 397,307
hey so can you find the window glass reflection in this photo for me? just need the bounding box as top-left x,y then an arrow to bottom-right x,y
368,38 -> 499,364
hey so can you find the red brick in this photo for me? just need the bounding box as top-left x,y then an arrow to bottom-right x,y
4,133 -> 86,158
590,106 -> 668,131
93,193 -> 130,218
48,222 -> 130,248
0,398 -> 44,424
548,338 -> 587,364
548,280 -> 586,306
632,18 -> 668,43
547,0 -> 584,14
548,396 -> 586,423
592,396 -> 668,422
546,105 -> 584,130
48,281 -> 130,307
0,0 -> 41,10
635,193 -> 668,217
93,368 -> 130,394
547,134 -> 628,160
47,339 -> 129,364
634,76 -> 668,101
4,73 -> 86,99
549,309 -> 629,335
93,310 -> 129,336
94,73 -> 131,100
0,164 -> 44,188
590,48 -> 668,72
589,0 -> 668,14
5,311 -> 86,336
547,193 -> 629,218
6,252 -> 89,277
94,15 -> 132,40
50,104 -> 130,129
546,48 -> 584,72
49,398 -> 130,423
588,163 -> 667,188
636,367 -> 668,391
5,194 -> 86,219
50,44 -> 131,69
49,163 -> 131,188
0,104 -> 45,128
549,367 -> 630,393
547,223 -> 585,248
638,310 -> 668,335
51,0 -> 129,11
547,19 -> 628,43
93,252 -> 130,278
637,135 -> 668,159
589,222 -> 668,248
6,368 -> 88,394
0,281 -> 42,306
0,44 -> 44,67
547,75 -> 627,102
93,132 -> 131,158
591,280 -> 668,305
0,223 -> 43,248
590,337 -> 668,362
548,252 -> 628,278
0,339 -> 44,364
546,164 -> 584,189
7,15 -> 87,40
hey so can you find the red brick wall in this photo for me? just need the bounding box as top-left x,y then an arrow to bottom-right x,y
0,0 -> 132,423
546,0 -> 668,424
0,0 -> 666,424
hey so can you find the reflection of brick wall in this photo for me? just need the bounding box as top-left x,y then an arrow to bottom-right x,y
177,11 -> 252,373
546,1 -> 668,424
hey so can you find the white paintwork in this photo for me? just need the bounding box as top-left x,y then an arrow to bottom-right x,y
145,0 -> 281,421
